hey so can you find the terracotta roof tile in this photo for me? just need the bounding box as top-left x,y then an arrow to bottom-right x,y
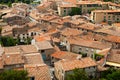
35,41 -> 53,50
50,17 -> 70,25
68,36 -> 111,50
63,0 -> 77,4
55,57 -> 97,71
24,53 -> 44,64
104,35 -> 120,43
51,51 -> 81,60
2,54 -> 24,65
76,23 -> 99,31
76,1 -> 108,5
60,4 -> 77,8
107,49 -> 120,64
39,14 -> 59,21
4,45 -> 38,54
24,64 -> 51,80
61,28 -> 83,37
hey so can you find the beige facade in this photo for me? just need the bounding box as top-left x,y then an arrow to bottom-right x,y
54,57 -> 97,80
70,44 -> 100,57
76,2 -> 109,14
106,49 -> 120,68
33,41 -> 55,60
91,10 -> 120,24
55,65 -> 97,80
57,4 -> 76,16
58,1 -> 110,16
60,36 -> 111,58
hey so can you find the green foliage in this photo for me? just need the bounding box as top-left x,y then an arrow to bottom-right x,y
24,37 -> 32,45
0,70 -> 28,80
100,78 -> 107,80
66,68 -> 120,80
94,53 -> 104,61
0,36 -> 16,46
106,70 -> 120,80
69,7 -> 81,16
66,68 -> 89,80
103,0 -> 114,2
79,52 -> 87,57
0,36 -> 32,47
101,68 -> 116,78
0,0 -> 33,6
7,1 -> 12,7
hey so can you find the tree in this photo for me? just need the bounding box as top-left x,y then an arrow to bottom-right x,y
0,36 -> 16,46
101,68 -> 116,79
100,68 -> 120,80
0,0 -> 33,6
15,0 -> 18,3
94,53 -> 104,61
0,70 -> 28,80
66,68 -> 89,80
106,70 -> 120,80
7,1 -> 12,7
69,7 -> 81,16
103,0 -> 114,2
24,37 -> 32,45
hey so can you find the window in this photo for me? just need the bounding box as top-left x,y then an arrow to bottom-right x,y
64,10 -> 66,13
62,70 -> 64,73
86,48 -> 89,52
104,16 -> 106,22
23,36 -> 25,39
79,52 -> 82,54
66,41 -> 68,43
34,33 -> 36,35
30,77 -> 35,80
113,16 -> 115,20
79,47 -> 82,50
16,64 -> 20,67
82,53 -> 87,57
31,32 -> 34,36
117,18 -> 119,21
41,50 -> 45,53
108,16 -> 111,20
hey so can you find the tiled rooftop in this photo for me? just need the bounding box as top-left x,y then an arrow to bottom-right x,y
24,53 -> 44,64
4,45 -> 38,54
107,49 -> 120,64
68,36 -> 112,50
55,57 -> 97,71
2,53 -> 25,65
51,51 -> 81,60
24,64 -> 51,80
35,41 -> 53,50
61,28 -> 83,37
